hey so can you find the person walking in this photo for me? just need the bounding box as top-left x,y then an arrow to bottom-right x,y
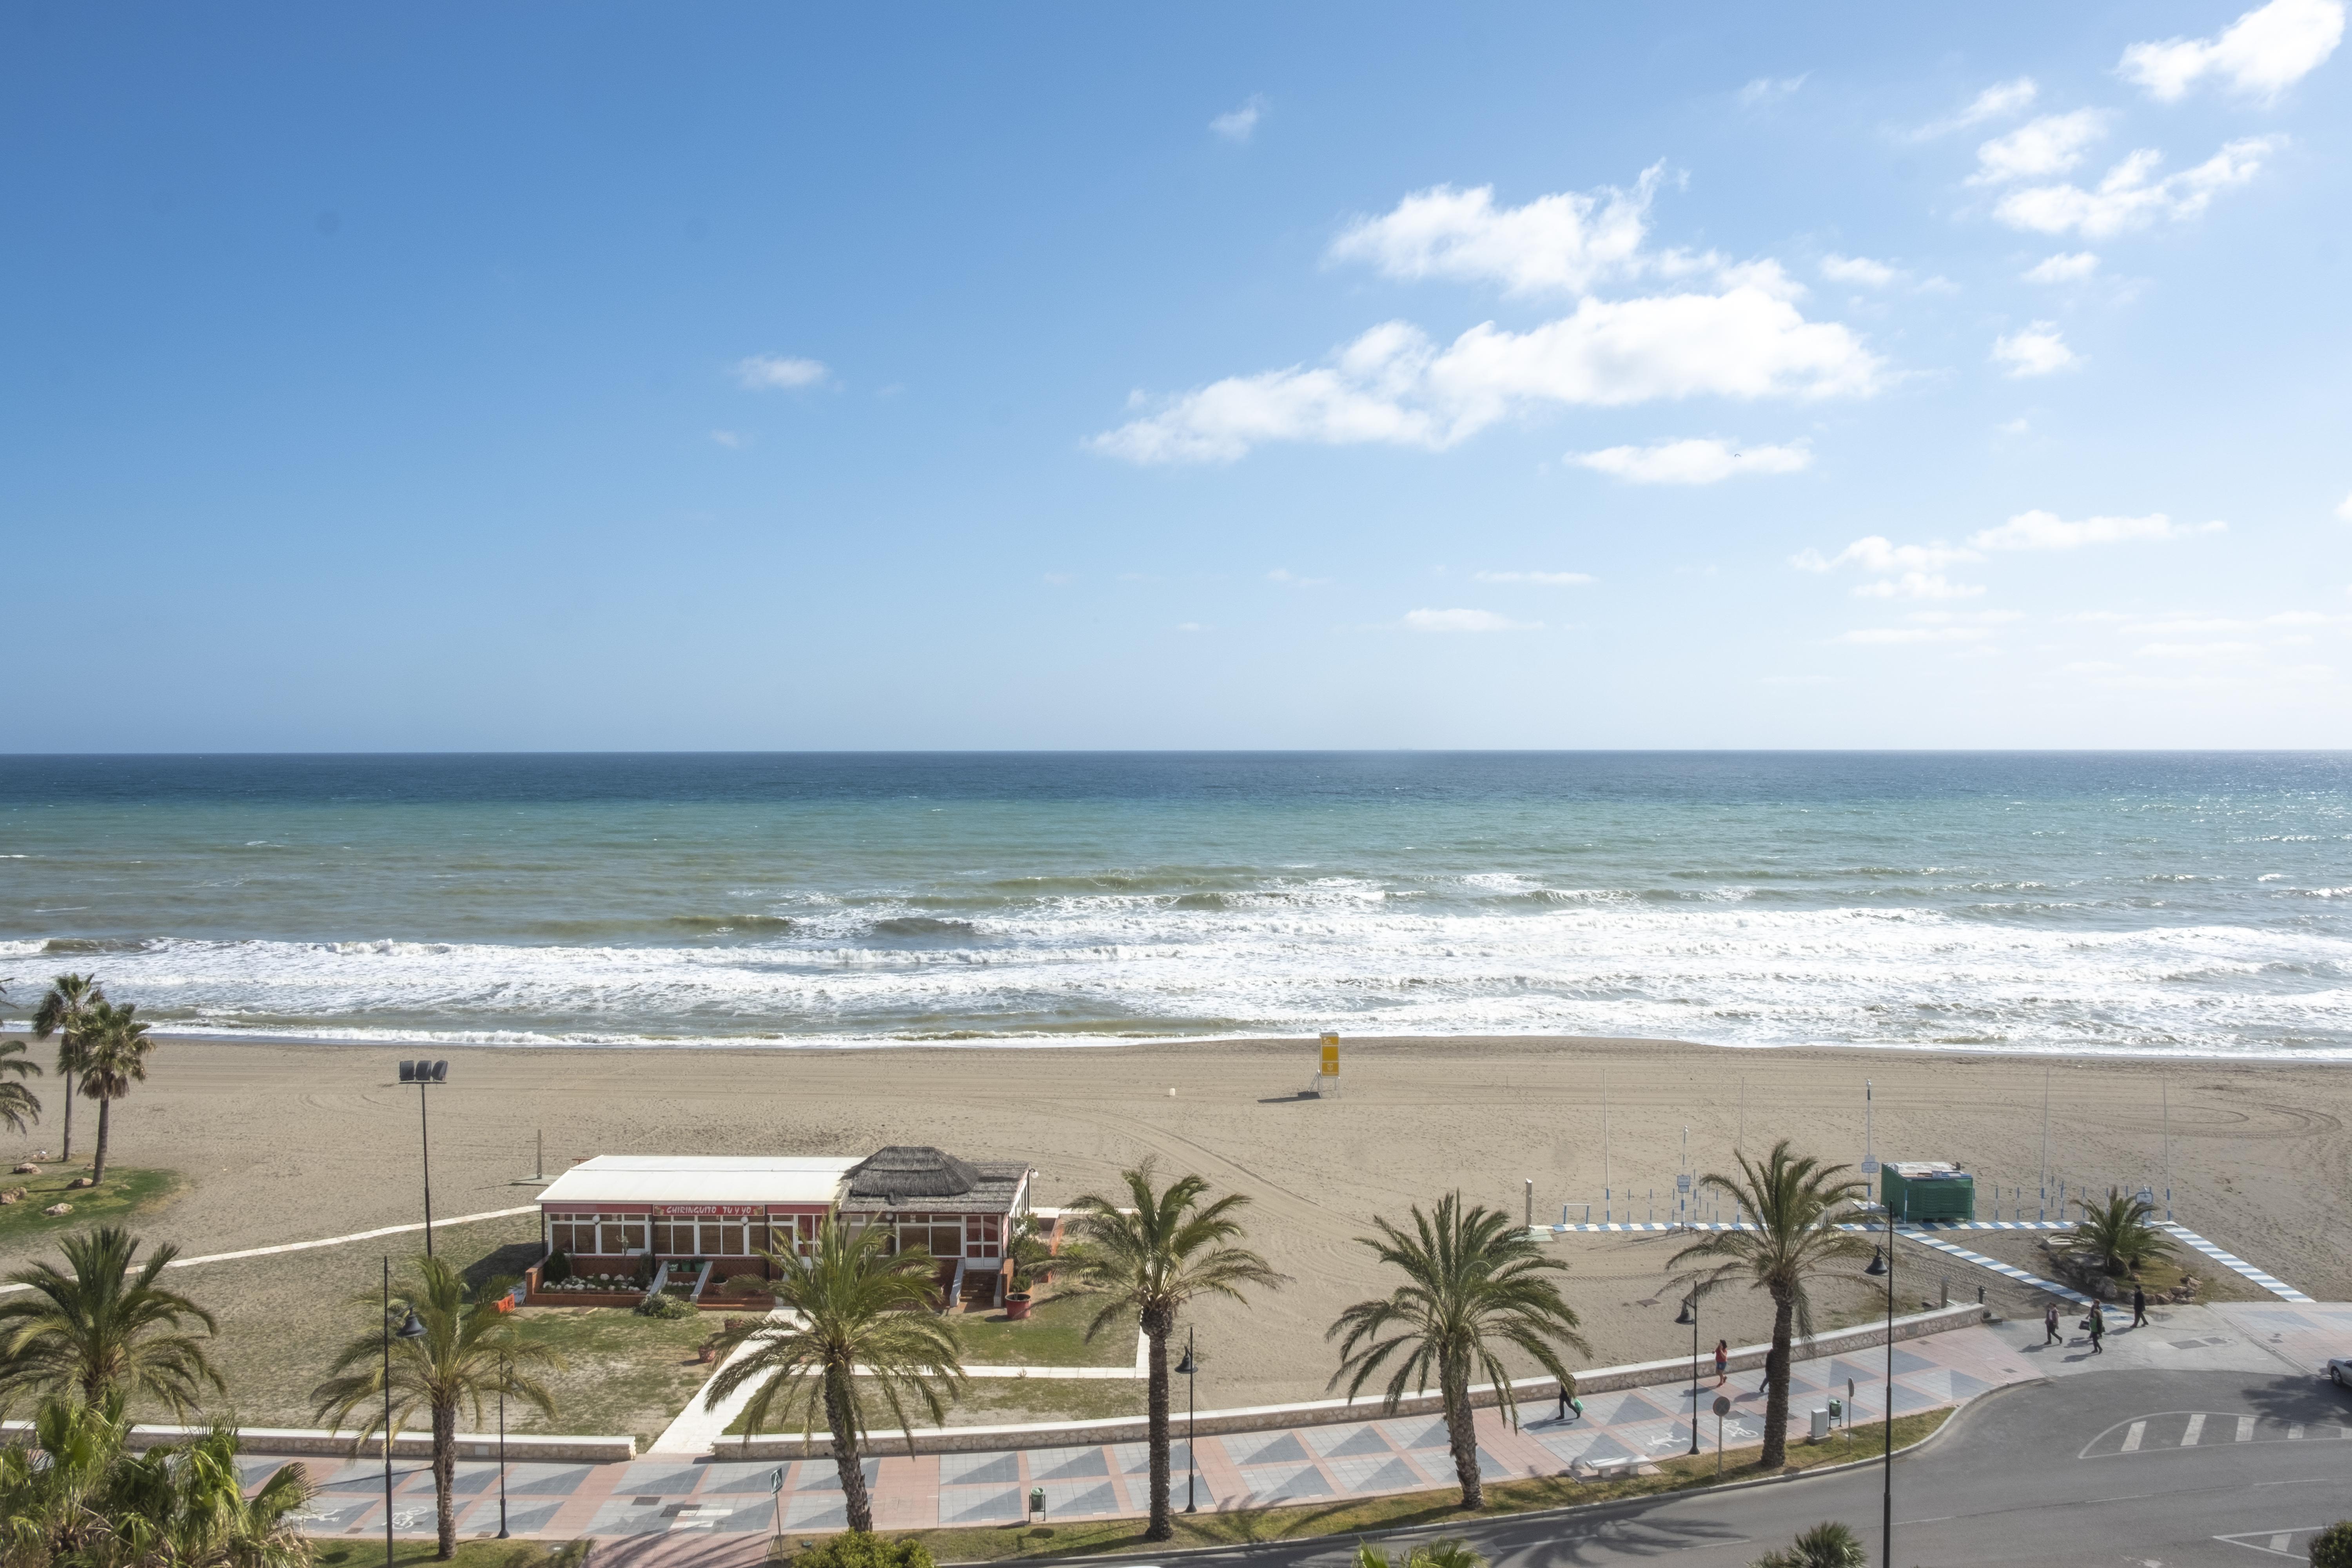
2044,1302 -> 2061,1345
1555,1382 -> 1583,1423
1713,1339 -> 1729,1387
2087,1303 -> 2105,1354
2131,1283 -> 2147,1328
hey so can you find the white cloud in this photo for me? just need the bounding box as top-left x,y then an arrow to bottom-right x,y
708,429 -> 745,448
1991,322 -> 2080,377
2337,491 -> 2352,520
1327,171 -> 1662,297
2023,251 -> 2100,283
1210,95 -> 1267,143
1969,510 -> 2226,550
1403,608 -> 1539,632
2119,0 -> 2344,102
1853,573 -> 1986,600
2136,640 -> 2263,658
1793,536 -> 1980,574
1570,437 -> 1812,485
1266,567 -> 1334,586
1473,570 -> 1595,585
1915,77 -> 2040,138
1839,623 -> 1996,644
1094,289 -> 1882,463
734,354 -> 829,389
1994,137 -> 2285,238
1738,74 -> 1808,107
1969,110 -> 2111,184
1820,253 -> 1900,287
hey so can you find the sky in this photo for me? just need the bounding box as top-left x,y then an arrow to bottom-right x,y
3,2 -> 2348,750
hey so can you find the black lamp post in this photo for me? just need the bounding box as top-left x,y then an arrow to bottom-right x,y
495,1349 -> 511,1539
399,1060 -> 449,1257
1865,1219 -> 1896,1568
1174,1328 -> 1199,1514
1673,1290 -> 1702,1456
384,1257 -> 427,1568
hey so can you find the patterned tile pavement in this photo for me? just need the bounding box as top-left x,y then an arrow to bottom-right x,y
277,1323 -> 2040,1539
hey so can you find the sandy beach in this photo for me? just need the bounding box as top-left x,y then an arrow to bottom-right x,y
2,1033 -> 2343,1433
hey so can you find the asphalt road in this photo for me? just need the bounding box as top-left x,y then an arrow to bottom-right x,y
1092,1369 -> 2352,1568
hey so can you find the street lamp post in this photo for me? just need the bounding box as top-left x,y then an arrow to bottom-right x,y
1673,1290 -> 1701,1456
1865,1210 -> 1897,1568
399,1060 -> 448,1257
383,1256 -> 427,1568
1174,1328 -> 1199,1514
496,1350 -> 511,1539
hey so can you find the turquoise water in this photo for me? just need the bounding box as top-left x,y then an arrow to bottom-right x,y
4,752 -> 2351,1056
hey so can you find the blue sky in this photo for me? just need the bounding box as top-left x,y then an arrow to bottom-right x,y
4,2 -> 2347,750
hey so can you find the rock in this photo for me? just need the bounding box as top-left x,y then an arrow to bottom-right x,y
42,1203 -> 71,1217
0,1192 -> 16,1205
65,1177 -> 93,1190
13,1163 -> 38,1175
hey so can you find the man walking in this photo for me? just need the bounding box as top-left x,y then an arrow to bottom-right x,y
2088,1303 -> 2106,1354
2131,1283 -> 2148,1328
2044,1302 -> 2062,1345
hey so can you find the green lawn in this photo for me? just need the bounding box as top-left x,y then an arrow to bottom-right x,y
506,1305 -> 718,1449
0,1165 -> 181,1254
725,1372 -> 1144,1437
953,1293 -> 1136,1369
838,1408 -> 1955,1564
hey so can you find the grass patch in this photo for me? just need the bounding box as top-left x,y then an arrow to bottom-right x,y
505,1306 -> 717,1451
312,1539 -> 589,1568
827,1409 -> 1953,1564
0,1165 -> 181,1254
952,1294 -> 1136,1370
726,1374 -> 1144,1437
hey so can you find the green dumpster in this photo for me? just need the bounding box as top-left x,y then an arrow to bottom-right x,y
1880,1161 -> 1974,1222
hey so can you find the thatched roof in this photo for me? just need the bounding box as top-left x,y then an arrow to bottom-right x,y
847,1145 -> 982,1202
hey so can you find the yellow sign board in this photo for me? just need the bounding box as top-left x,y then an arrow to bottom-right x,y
1320,1034 -> 1339,1075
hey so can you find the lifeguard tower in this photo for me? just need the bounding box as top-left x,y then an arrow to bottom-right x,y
1303,1033 -> 1341,1098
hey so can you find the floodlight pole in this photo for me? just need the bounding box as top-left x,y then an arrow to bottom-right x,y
496,1351 -> 510,1538
1881,1207 -> 1896,1567
1184,1327 -> 1198,1513
419,1073 -> 435,1259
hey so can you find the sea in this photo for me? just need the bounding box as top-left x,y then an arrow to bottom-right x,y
3,751 -> 2351,1060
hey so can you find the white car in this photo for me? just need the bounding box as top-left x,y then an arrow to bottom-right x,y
2330,1356 -> 2352,1388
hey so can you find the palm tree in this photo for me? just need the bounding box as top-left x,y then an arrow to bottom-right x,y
701,1216 -> 966,1534
0,1037 -> 41,1136
0,1225 -> 224,1416
2072,1188 -> 2178,1277
1752,1520 -> 1868,1568
0,1390 -> 311,1568
77,998 -> 157,1187
1668,1141 -> 1873,1471
1062,1164 -> 1285,1541
1327,1192 -> 1588,1510
27,972 -> 98,1158
311,1254 -> 563,1561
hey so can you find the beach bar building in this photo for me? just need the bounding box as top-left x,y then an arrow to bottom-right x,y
534,1146 -> 1034,1304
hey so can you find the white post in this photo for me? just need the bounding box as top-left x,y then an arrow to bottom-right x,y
2039,1063 -> 2051,1222
1602,1069 -> 1611,1225
2162,1080 -> 2172,1221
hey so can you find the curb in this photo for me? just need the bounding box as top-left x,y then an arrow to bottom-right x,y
937,1378 -> 2044,1566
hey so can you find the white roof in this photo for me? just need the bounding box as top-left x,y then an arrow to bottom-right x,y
538,1155 -> 860,1208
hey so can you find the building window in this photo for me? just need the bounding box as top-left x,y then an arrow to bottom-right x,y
598,1214 -> 645,1254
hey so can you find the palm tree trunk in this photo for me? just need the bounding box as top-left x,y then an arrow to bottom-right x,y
1143,1307 -> 1173,1541
91,1096 -> 110,1186
824,1362 -> 874,1533
1442,1353 -> 1482,1509
1760,1290 -> 1794,1470
433,1399 -> 457,1559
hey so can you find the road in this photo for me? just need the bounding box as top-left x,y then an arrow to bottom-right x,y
1088,1369 -> 2352,1568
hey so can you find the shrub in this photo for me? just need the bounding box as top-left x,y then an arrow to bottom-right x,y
793,1530 -> 934,1568
543,1250 -> 570,1283
636,1293 -> 696,1319
1752,1520 -> 1867,1568
2310,1520 -> 2352,1568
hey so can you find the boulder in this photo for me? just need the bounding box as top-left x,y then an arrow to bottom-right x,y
0,1192 -> 16,1205
65,1176 -> 94,1190
42,1203 -> 71,1217
13,1163 -> 38,1175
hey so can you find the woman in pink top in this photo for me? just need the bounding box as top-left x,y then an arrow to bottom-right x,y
1713,1339 -> 1729,1386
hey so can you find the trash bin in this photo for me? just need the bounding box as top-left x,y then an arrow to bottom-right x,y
1809,1408 -> 1831,1443
1028,1487 -> 1045,1521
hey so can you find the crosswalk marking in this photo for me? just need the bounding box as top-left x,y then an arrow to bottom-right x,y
2121,1421 -> 2146,1452
2236,1416 -> 2256,1443
2273,1534 -> 2293,1552
2181,1414 -> 2205,1446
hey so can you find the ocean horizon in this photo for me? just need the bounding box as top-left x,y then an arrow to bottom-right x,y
5,750 -> 2352,1060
